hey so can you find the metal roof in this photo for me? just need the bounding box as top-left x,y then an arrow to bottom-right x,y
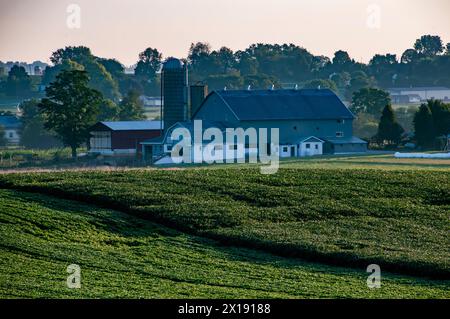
100,121 -> 162,131
0,116 -> 21,129
209,89 -> 355,121
324,136 -> 367,144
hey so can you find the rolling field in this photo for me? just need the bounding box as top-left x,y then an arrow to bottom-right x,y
0,189 -> 448,298
0,163 -> 449,280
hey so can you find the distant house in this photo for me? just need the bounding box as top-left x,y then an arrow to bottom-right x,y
0,115 -> 21,145
388,87 -> 450,103
139,96 -> 162,107
141,89 -> 367,162
89,121 -> 162,156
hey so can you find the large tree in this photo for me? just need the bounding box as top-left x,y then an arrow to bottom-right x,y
5,65 -> 32,97
134,47 -> 162,80
413,104 -> 436,149
44,46 -> 120,101
351,88 -> 391,116
376,104 -> 404,146
215,47 -> 235,73
414,35 -> 444,57
332,50 -> 352,66
39,70 -> 102,158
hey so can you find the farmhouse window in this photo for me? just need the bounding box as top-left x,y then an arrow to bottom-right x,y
306,144 -> 311,149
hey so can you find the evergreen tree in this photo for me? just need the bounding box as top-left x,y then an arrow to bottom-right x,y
414,104 -> 436,149
376,105 -> 404,146
427,99 -> 450,136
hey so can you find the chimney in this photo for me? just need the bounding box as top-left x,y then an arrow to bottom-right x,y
190,84 -> 208,118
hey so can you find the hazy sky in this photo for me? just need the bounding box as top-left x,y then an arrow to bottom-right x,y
1,0 -> 450,66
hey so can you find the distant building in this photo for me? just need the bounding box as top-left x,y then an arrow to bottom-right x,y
0,115 -> 21,145
139,96 -> 162,107
89,121 -> 162,156
388,87 -> 450,103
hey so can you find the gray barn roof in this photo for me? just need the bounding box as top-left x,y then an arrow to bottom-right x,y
205,89 -> 354,121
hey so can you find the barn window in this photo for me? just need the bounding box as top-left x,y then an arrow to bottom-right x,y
283,146 -> 288,152
336,132 -> 344,137
315,144 -> 319,150
305,144 -> 311,149
337,119 -> 345,124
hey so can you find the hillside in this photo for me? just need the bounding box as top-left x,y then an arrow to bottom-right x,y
0,189 -> 448,298
0,166 -> 448,279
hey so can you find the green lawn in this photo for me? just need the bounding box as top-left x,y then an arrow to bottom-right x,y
0,189 -> 448,298
0,166 -> 448,279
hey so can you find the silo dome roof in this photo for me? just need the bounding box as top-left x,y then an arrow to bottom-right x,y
163,57 -> 184,69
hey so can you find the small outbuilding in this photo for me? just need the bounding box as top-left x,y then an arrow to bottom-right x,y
0,115 -> 21,145
89,121 -> 162,156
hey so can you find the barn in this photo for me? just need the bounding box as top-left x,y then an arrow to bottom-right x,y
89,121 -> 162,156
141,89 -> 367,162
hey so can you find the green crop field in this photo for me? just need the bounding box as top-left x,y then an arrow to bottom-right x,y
0,159 -> 449,299
0,189 -> 448,298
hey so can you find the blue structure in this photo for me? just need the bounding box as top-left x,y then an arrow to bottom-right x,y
141,88 -> 367,161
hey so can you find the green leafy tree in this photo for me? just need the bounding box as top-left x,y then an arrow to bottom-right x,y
50,46 -> 92,64
134,47 -> 162,80
414,104 -> 436,149
39,70 -> 102,158
351,88 -> 391,116
5,65 -> 32,97
118,90 -> 145,121
401,49 -> 419,64
332,51 -> 352,70
0,125 -> 6,146
44,46 -> 120,101
235,51 -> 258,76
20,99 -> 60,149
216,47 -> 235,73
414,35 -> 444,57
376,104 -> 404,146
